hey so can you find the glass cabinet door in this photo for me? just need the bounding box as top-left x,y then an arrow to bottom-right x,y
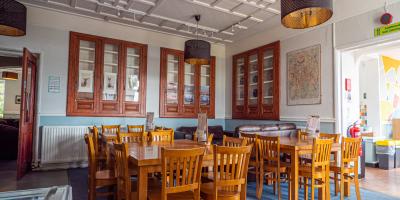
200,64 -> 210,106
248,53 -> 258,105
102,43 -> 119,101
184,63 -> 195,105
77,40 -> 96,100
262,49 -> 274,105
236,57 -> 245,106
125,47 -> 140,102
166,54 -> 179,104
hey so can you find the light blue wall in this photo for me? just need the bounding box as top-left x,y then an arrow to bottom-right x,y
40,116 -> 226,130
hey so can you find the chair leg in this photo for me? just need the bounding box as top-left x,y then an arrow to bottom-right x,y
334,172 -> 339,196
256,170 -> 263,199
277,171 -> 281,200
311,178 -> 315,200
273,173 -> 276,195
304,178 -> 309,200
354,174 -> 361,200
340,173 -> 345,200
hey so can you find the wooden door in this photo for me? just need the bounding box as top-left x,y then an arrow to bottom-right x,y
198,57 -> 215,118
232,54 -> 246,118
17,48 -> 37,179
246,50 -> 260,118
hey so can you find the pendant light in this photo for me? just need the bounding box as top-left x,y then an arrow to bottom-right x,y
0,0 -> 27,36
184,15 -> 211,65
281,0 -> 333,29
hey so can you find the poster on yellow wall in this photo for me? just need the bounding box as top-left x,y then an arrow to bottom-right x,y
381,56 -> 400,122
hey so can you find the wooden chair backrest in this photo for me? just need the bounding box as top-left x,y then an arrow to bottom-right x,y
319,133 -> 340,143
240,133 -> 258,157
91,126 -> 100,153
212,145 -> 252,194
102,125 -> 120,135
341,137 -> 362,164
297,130 -> 309,140
84,134 -> 96,182
114,143 -> 131,200
161,147 -> 205,200
222,135 -> 247,147
149,129 -> 174,143
256,135 -> 280,165
117,132 -> 144,143
127,125 -> 145,134
311,138 -> 334,167
207,133 -> 214,145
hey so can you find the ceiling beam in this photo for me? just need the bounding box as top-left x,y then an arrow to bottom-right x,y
95,4 -> 102,13
124,0 -> 134,10
233,0 -> 280,15
183,0 -> 262,23
230,3 -> 243,12
139,0 -> 164,22
210,0 -> 223,7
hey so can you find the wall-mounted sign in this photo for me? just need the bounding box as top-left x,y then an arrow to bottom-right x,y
374,21 -> 400,37
48,76 -> 60,93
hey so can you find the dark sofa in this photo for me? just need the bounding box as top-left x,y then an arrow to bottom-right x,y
235,123 -> 298,137
0,119 -> 19,160
175,125 -> 229,144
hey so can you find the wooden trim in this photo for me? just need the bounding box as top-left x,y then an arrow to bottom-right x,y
231,41 -> 280,120
159,48 -> 216,118
67,31 -> 147,117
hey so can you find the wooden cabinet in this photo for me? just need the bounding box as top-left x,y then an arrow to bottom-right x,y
232,41 -> 280,120
159,48 -> 215,118
67,32 -> 147,117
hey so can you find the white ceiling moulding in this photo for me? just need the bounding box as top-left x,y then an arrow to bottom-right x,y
21,0 -> 231,43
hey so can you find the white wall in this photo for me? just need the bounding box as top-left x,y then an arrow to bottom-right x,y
0,6 -> 226,120
3,72 -> 22,116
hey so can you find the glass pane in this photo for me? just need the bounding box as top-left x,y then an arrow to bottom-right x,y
25,65 -> 32,122
184,63 -> 195,105
200,65 -> 210,105
248,54 -> 258,105
103,44 -> 119,101
167,54 -> 179,104
77,40 -> 95,100
236,58 -> 245,106
0,80 -> 4,118
125,47 -> 140,102
263,49 -> 274,105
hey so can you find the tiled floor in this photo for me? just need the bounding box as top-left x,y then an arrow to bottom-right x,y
360,167 -> 400,198
0,160 -> 69,192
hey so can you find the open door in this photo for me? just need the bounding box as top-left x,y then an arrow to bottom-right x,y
17,48 -> 37,179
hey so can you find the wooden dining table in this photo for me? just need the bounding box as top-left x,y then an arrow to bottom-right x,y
107,137 -> 347,200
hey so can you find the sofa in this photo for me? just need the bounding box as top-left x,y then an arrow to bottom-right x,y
0,119 -> 19,160
235,123 -> 298,137
175,125 -> 231,144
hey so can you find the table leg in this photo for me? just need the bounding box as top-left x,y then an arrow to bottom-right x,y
326,166 -> 331,200
137,166 -> 148,200
290,150 -> 299,200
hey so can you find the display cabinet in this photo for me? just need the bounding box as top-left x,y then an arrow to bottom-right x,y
160,48 -> 215,118
232,41 -> 280,120
67,32 -> 147,117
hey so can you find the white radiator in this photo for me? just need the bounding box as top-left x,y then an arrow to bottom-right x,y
38,126 -> 90,169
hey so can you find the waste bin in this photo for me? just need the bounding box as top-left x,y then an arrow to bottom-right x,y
395,140 -> 400,168
376,140 -> 396,170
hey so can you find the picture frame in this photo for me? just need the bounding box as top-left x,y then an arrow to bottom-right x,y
103,72 -> 117,94
15,95 -> 21,104
78,70 -> 94,93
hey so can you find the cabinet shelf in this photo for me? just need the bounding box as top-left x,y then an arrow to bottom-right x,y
264,67 -> 273,71
105,50 -> 118,54
127,54 -> 139,57
80,59 -> 95,63
263,80 -> 273,83
80,47 -> 95,51
263,55 -> 273,59
104,63 -> 118,66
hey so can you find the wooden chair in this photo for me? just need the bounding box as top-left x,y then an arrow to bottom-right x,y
297,130 -> 310,140
92,126 -> 108,169
256,135 -> 287,200
84,134 -> 116,200
222,135 -> 247,147
149,147 -> 205,200
330,137 -> 362,200
102,125 -> 120,135
149,129 -> 174,143
127,125 -> 145,133
117,131 -> 145,143
299,138 -> 334,200
239,133 -> 258,190
319,132 -> 341,193
201,145 -> 252,200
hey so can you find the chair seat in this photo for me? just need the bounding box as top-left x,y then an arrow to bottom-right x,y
149,190 -> 196,200
298,165 -> 325,179
201,182 -> 241,198
95,170 -> 115,180
330,163 -> 355,174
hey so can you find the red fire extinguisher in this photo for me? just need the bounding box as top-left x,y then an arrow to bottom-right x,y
348,123 -> 362,156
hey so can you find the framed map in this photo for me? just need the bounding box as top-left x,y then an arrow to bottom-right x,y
287,44 -> 321,105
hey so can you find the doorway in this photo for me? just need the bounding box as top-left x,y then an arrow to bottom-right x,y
0,48 -> 38,180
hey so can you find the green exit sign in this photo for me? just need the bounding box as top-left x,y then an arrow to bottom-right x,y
375,22 -> 400,37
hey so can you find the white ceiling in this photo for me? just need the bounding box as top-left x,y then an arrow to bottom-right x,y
19,0 -> 282,43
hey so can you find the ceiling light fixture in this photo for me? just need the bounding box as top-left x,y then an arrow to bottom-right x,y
2,71 -> 18,80
0,0 -> 26,36
281,0 -> 333,29
184,15 -> 211,65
